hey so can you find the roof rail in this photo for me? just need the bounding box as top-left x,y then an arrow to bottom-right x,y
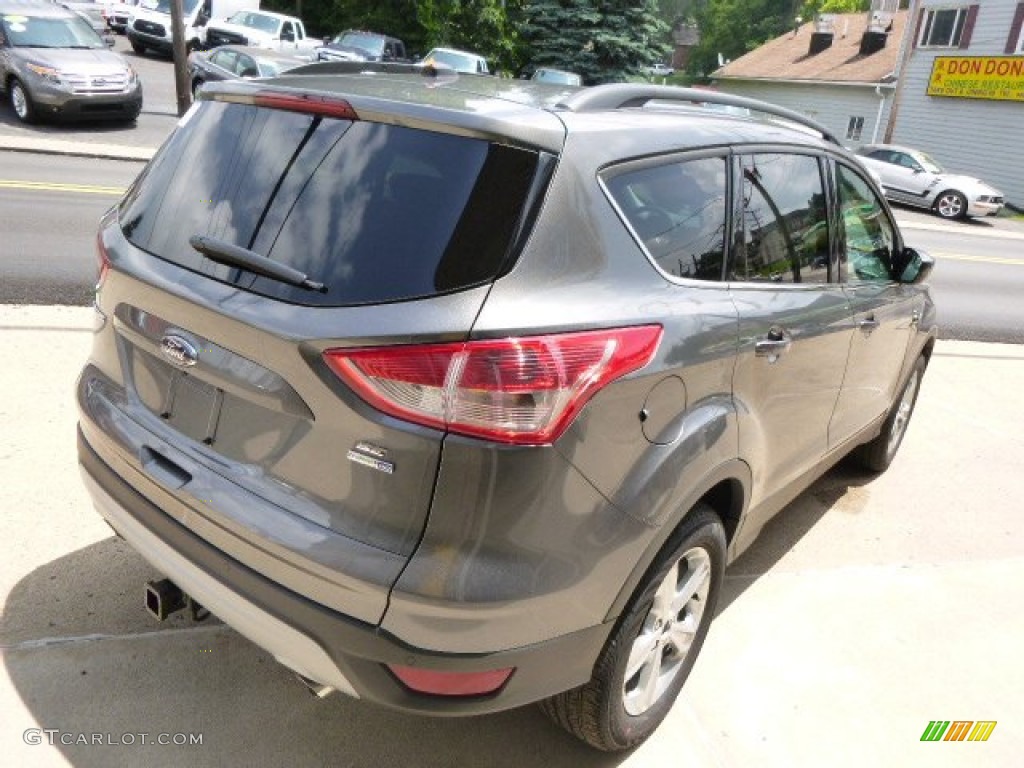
282,60 -> 483,81
555,84 -> 840,146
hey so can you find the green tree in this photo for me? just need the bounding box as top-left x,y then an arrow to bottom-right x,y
798,0 -> 870,21
687,0 -> 792,77
521,1 -> 671,84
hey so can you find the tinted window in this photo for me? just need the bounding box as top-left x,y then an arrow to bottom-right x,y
605,157 -> 727,281
837,164 -> 896,283
733,154 -> 829,284
120,101 -> 542,306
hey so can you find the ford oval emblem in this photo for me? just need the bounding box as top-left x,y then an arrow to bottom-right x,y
160,334 -> 198,368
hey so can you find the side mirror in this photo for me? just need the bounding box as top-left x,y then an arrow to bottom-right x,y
897,247 -> 934,284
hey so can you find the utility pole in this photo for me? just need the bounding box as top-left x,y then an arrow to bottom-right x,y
883,0 -> 918,143
169,0 -> 191,116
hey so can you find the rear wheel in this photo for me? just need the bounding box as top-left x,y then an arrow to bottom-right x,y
130,40 -> 146,55
854,356 -> 926,472
539,504 -> 726,751
9,78 -> 36,124
933,190 -> 967,220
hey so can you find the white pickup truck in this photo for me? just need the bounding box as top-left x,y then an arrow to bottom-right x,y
128,0 -> 254,56
204,9 -> 318,56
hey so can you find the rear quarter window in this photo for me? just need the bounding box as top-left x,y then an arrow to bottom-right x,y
604,156 -> 727,281
119,100 -> 542,306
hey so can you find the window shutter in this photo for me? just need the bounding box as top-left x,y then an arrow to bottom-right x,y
959,4 -> 979,49
1006,2 -> 1024,54
912,7 -> 924,49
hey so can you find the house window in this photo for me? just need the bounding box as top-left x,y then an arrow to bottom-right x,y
846,116 -> 865,142
919,7 -> 970,47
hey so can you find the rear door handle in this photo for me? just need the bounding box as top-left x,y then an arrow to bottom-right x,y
858,315 -> 880,333
755,327 -> 792,361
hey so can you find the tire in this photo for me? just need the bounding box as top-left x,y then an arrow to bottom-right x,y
933,190 -> 967,220
854,355 -> 926,473
131,40 -> 146,55
191,79 -> 203,99
9,78 -> 36,124
539,504 -> 726,751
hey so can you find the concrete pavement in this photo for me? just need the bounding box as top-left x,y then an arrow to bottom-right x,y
1,303 -> 1022,767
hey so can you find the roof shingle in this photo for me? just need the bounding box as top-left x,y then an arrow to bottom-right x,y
714,11 -> 908,84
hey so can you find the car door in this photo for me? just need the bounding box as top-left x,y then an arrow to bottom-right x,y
729,151 -> 854,525
829,161 -> 922,447
878,150 -> 935,205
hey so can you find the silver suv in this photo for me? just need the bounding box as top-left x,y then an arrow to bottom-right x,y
0,0 -> 141,123
77,68 -> 936,751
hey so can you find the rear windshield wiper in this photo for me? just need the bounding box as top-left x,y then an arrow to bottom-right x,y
189,234 -> 327,293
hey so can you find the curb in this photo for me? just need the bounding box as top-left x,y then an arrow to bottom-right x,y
0,135 -> 155,162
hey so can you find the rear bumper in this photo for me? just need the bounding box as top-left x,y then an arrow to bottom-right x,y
78,427 -> 611,715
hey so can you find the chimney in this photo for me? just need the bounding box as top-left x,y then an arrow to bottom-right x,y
809,14 -> 835,54
860,8 -> 894,55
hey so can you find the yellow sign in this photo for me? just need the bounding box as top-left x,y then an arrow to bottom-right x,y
927,56 -> 1024,102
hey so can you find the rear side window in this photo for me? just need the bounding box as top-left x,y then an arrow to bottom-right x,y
605,157 -> 727,281
119,100 -> 542,306
733,153 -> 829,284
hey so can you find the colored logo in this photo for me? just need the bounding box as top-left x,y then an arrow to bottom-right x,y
921,721 -> 997,742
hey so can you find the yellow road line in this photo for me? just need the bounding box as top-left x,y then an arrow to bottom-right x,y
0,180 -> 126,196
931,251 -> 1024,267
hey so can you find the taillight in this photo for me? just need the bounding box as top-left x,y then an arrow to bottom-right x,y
324,326 -> 663,445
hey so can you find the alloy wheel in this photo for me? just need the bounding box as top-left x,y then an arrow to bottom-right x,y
622,547 -> 711,716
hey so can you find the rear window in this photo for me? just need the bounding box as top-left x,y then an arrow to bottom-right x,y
119,100 -> 542,306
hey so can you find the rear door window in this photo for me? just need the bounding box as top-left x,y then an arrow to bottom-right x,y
119,100 -> 543,306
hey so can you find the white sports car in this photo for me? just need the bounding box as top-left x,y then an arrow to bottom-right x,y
855,143 -> 1004,220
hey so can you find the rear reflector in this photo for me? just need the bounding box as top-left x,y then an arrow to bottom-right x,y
324,326 -> 662,445
387,665 -> 514,697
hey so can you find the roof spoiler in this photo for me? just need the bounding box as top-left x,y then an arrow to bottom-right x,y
282,60 -> 469,80
555,84 -> 840,146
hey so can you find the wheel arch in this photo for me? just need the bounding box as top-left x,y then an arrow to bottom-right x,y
603,459 -> 750,623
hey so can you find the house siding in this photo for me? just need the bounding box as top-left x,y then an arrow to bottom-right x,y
892,0 -> 1024,207
712,80 -> 895,150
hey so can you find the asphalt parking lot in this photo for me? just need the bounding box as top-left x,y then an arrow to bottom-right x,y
1,305 -> 1022,767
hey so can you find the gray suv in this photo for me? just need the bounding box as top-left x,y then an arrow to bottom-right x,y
77,68 -> 936,751
0,0 -> 141,123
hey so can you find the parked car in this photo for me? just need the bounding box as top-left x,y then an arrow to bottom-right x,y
315,29 -> 407,63
0,0 -> 141,123
203,9 -> 317,56
418,46 -> 489,75
60,1 -> 107,35
188,44 -> 305,96
530,66 -> 582,85
646,62 -> 674,77
855,143 -> 1005,220
78,76 -> 935,752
